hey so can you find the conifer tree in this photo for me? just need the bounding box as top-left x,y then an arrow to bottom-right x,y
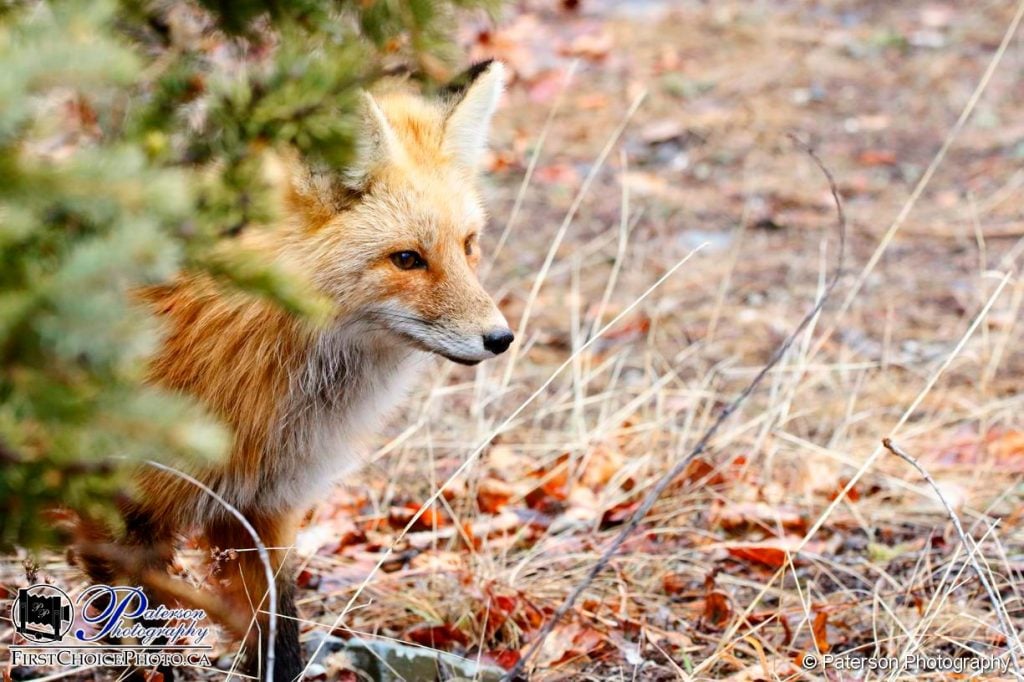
0,0 -> 491,549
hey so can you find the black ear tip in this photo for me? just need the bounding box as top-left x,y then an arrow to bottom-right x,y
468,59 -> 496,77
440,59 -> 497,97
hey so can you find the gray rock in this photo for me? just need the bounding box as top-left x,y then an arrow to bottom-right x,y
304,631 -> 504,681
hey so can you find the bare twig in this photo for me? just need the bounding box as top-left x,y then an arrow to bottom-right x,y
881,438 -> 1024,679
504,139 -> 847,680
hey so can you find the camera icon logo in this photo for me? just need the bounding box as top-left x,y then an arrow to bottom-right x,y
12,584 -> 74,643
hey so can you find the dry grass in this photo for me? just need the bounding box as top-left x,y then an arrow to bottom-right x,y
5,1 -> 1024,680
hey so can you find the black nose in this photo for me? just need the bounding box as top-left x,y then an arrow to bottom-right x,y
482,329 -> 514,355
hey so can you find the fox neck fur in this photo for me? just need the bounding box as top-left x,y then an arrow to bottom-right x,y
140,277 -> 424,525
82,60 -> 512,682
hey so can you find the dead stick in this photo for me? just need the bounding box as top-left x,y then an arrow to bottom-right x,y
882,437 -> 1024,679
504,138 -> 847,679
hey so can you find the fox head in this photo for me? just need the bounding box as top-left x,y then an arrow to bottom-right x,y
279,61 -> 513,365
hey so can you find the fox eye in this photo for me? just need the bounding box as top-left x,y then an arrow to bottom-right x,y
464,234 -> 477,256
390,250 -> 427,270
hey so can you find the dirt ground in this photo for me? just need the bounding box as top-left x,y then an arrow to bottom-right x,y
5,0 -> 1024,680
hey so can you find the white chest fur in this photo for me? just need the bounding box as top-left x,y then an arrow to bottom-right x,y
259,327 -> 425,514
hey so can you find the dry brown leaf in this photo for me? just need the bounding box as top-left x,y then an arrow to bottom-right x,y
989,429 -> 1024,460
662,572 -> 687,596
483,649 -> 522,671
561,30 -> 613,60
404,623 -> 468,649
812,610 -> 830,653
857,149 -> 897,166
537,623 -> 609,667
477,477 -> 514,513
703,591 -> 732,629
712,501 -> 808,535
725,541 -> 794,569
388,501 -> 446,531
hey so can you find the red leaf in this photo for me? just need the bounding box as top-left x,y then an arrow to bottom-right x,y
703,591 -> 732,629
812,611 -> 830,653
828,478 -> 860,502
857,150 -> 897,166
477,478 -> 513,514
296,568 -> 320,590
485,649 -> 521,670
388,502 -> 446,531
727,544 -> 789,568
405,623 -> 468,650
681,457 -> 725,487
600,500 -> 639,529
662,573 -> 687,595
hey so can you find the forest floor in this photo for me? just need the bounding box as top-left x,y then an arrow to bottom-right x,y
5,0 -> 1024,680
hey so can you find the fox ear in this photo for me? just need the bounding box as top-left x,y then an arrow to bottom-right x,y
345,92 -> 405,190
442,61 -> 505,172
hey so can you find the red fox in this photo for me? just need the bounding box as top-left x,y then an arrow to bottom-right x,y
77,61 -> 511,681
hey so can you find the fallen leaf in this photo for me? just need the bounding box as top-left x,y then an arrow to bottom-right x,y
989,429 -> 1024,460
600,499 -> 639,529
662,572 -> 687,596
812,611 -> 830,653
712,501 -> 807,535
857,150 -> 897,166
477,478 -> 514,514
388,502 -> 447,531
296,568 -> 320,590
561,30 -> 613,60
581,444 -> 626,488
599,314 -> 650,348
404,623 -> 468,649
726,543 -> 791,569
703,591 -> 731,629
536,623 -> 609,667
746,610 -> 793,646
535,162 -> 579,185
828,478 -> 861,502
485,649 -> 521,670
681,457 -> 726,487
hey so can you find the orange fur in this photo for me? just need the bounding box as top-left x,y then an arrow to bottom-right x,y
80,62 -> 512,681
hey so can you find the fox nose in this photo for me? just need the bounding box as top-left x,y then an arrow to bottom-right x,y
482,329 -> 514,355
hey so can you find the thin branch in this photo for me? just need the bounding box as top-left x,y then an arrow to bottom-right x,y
302,244 -> 709,679
141,459 -> 278,682
504,138 -> 847,679
882,438 -> 1024,679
